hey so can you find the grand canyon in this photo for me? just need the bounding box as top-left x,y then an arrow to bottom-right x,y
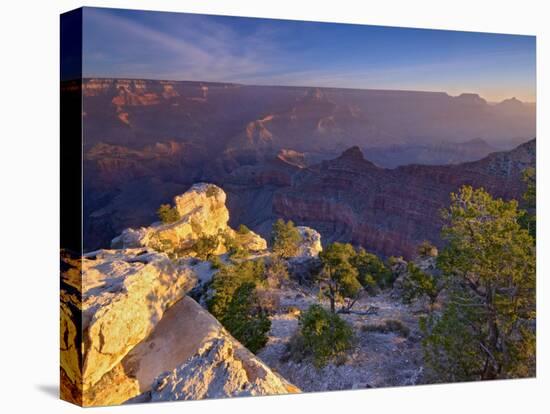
80,78 -> 535,257
61,8 -> 536,407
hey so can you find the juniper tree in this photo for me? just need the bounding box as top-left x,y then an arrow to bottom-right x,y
271,219 -> 301,258
319,242 -> 362,313
422,186 -> 535,381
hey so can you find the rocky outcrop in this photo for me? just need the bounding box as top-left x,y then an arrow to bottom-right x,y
144,298 -> 299,402
294,226 -> 323,258
78,248 -> 197,391
111,183 -> 267,255
62,236 -> 295,406
85,296 -> 299,406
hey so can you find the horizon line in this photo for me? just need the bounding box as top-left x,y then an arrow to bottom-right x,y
77,76 -> 536,104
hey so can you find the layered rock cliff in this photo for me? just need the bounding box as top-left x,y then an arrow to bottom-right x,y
79,78 -> 535,251
272,140 -> 535,258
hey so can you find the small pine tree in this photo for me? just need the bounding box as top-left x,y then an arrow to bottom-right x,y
265,256 -> 289,288
207,260 -> 266,320
319,243 -> 362,313
271,219 -> 301,258
351,248 -> 393,291
220,282 -> 271,353
401,262 -> 441,310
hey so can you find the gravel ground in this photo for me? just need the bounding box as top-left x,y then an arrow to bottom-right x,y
257,285 -> 425,392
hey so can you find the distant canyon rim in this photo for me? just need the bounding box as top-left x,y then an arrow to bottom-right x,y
71,78 -> 536,257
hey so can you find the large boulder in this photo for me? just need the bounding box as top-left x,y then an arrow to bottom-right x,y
78,248 -> 197,391
86,296 -> 299,405
111,183 -> 267,255
146,298 -> 300,402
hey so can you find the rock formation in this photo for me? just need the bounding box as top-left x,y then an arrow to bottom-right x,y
111,183 -> 267,254
80,78 -> 535,251
61,184 -> 295,406
80,249 -> 198,389
294,226 -> 323,258
273,140 -> 535,258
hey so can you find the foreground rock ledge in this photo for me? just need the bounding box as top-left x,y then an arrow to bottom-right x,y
80,248 -> 197,390
86,297 -> 299,406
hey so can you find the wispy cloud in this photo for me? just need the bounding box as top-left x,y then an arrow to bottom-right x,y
83,8 -> 281,81
82,8 -> 536,102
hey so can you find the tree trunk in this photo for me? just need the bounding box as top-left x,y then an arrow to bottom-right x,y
482,285 -> 500,380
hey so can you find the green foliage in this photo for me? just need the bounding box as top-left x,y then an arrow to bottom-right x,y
401,262 -> 441,308
291,304 -> 354,368
422,186 -> 536,381
206,185 -> 221,198
192,235 -> 219,260
209,255 -> 223,270
319,243 -> 362,312
351,248 -> 393,291
271,219 -> 301,258
207,259 -> 266,320
519,167 -> 536,240
157,204 -> 180,224
361,319 -> 410,338
221,230 -> 249,260
237,224 -> 251,235
220,282 -> 271,353
265,256 -> 289,288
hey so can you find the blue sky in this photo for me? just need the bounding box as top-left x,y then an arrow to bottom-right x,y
82,7 -> 536,102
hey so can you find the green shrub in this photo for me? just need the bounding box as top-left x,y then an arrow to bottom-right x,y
351,248 -> 393,290
271,219 -> 301,258
401,262 -> 440,309
192,235 -> 219,260
157,204 -> 180,224
220,282 -> 271,353
221,230 -> 249,259
209,255 -> 223,270
291,304 -> 354,368
361,319 -> 410,337
207,260 -> 265,320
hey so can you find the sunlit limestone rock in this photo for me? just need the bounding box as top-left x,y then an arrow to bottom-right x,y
60,251 -> 84,405
294,226 -> 323,258
78,248 -> 197,391
111,183 -> 267,255
145,298 -> 300,402
85,296 -> 299,406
